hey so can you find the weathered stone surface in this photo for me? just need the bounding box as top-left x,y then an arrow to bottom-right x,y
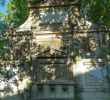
1,0 -> 110,100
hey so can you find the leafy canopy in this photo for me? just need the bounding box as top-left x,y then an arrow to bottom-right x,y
0,0 -> 110,27
81,0 -> 110,27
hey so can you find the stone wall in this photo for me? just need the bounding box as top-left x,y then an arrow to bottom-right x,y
0,0 -> 110,100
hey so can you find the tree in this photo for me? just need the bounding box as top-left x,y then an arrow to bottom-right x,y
81,0 -> 110,27
0,0 -> 29,27
1,0 -> 109,27
0,13 -> 8,33
6,0 -> 29,27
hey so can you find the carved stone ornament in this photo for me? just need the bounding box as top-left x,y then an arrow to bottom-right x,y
62,85 -> 68,92
49,84 -> 55,92
37,85 -> 43,91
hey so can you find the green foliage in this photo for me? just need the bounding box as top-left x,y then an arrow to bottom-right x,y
6,0 -> 29,27
0,0 -> 29,27
0,36 -> 5,52
0,13 -> 8,33
1,0 -> 110,27
0,66 -> 13,80
0,14 -> 7,53
81,0 -> 110,27
0,0 -> 29,55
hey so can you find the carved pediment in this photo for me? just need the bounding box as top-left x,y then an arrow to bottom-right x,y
32,48 -> 71,59
32,48 -> 74,83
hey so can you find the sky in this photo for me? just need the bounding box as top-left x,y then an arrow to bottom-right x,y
0,0 -> 8,14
